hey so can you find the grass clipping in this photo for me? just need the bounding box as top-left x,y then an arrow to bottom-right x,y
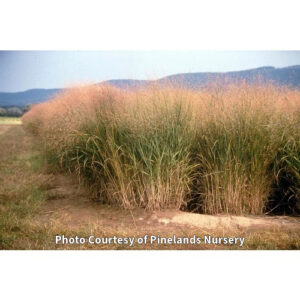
22,83 -> 300,215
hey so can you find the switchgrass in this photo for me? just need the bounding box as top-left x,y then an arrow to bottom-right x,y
1,124 -> 298,250
192,88 -> 281,214
22,83 -> 300,215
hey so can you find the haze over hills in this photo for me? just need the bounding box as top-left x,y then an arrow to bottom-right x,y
1,65 -> 300,107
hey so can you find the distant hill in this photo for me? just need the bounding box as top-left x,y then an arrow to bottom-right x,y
105,65 -> 300,89
156,65 -> 300,89
1,65 -> 300,107
0,89 -> 61,107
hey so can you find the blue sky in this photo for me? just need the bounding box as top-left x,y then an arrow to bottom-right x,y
1,51 -> 300,92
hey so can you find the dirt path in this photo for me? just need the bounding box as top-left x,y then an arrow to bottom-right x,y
39,167 -> 300,234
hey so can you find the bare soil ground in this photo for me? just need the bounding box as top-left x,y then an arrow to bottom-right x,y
1,124 -> 299,249
40,173 -> 300,233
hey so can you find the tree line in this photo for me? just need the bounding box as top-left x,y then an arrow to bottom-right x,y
0,105 -> 31,117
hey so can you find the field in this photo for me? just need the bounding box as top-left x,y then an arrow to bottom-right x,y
1,83 -> 300,249
0,117 -> 22,125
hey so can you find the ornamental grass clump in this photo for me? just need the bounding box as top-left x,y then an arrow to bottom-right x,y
22,83 -> 300,214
